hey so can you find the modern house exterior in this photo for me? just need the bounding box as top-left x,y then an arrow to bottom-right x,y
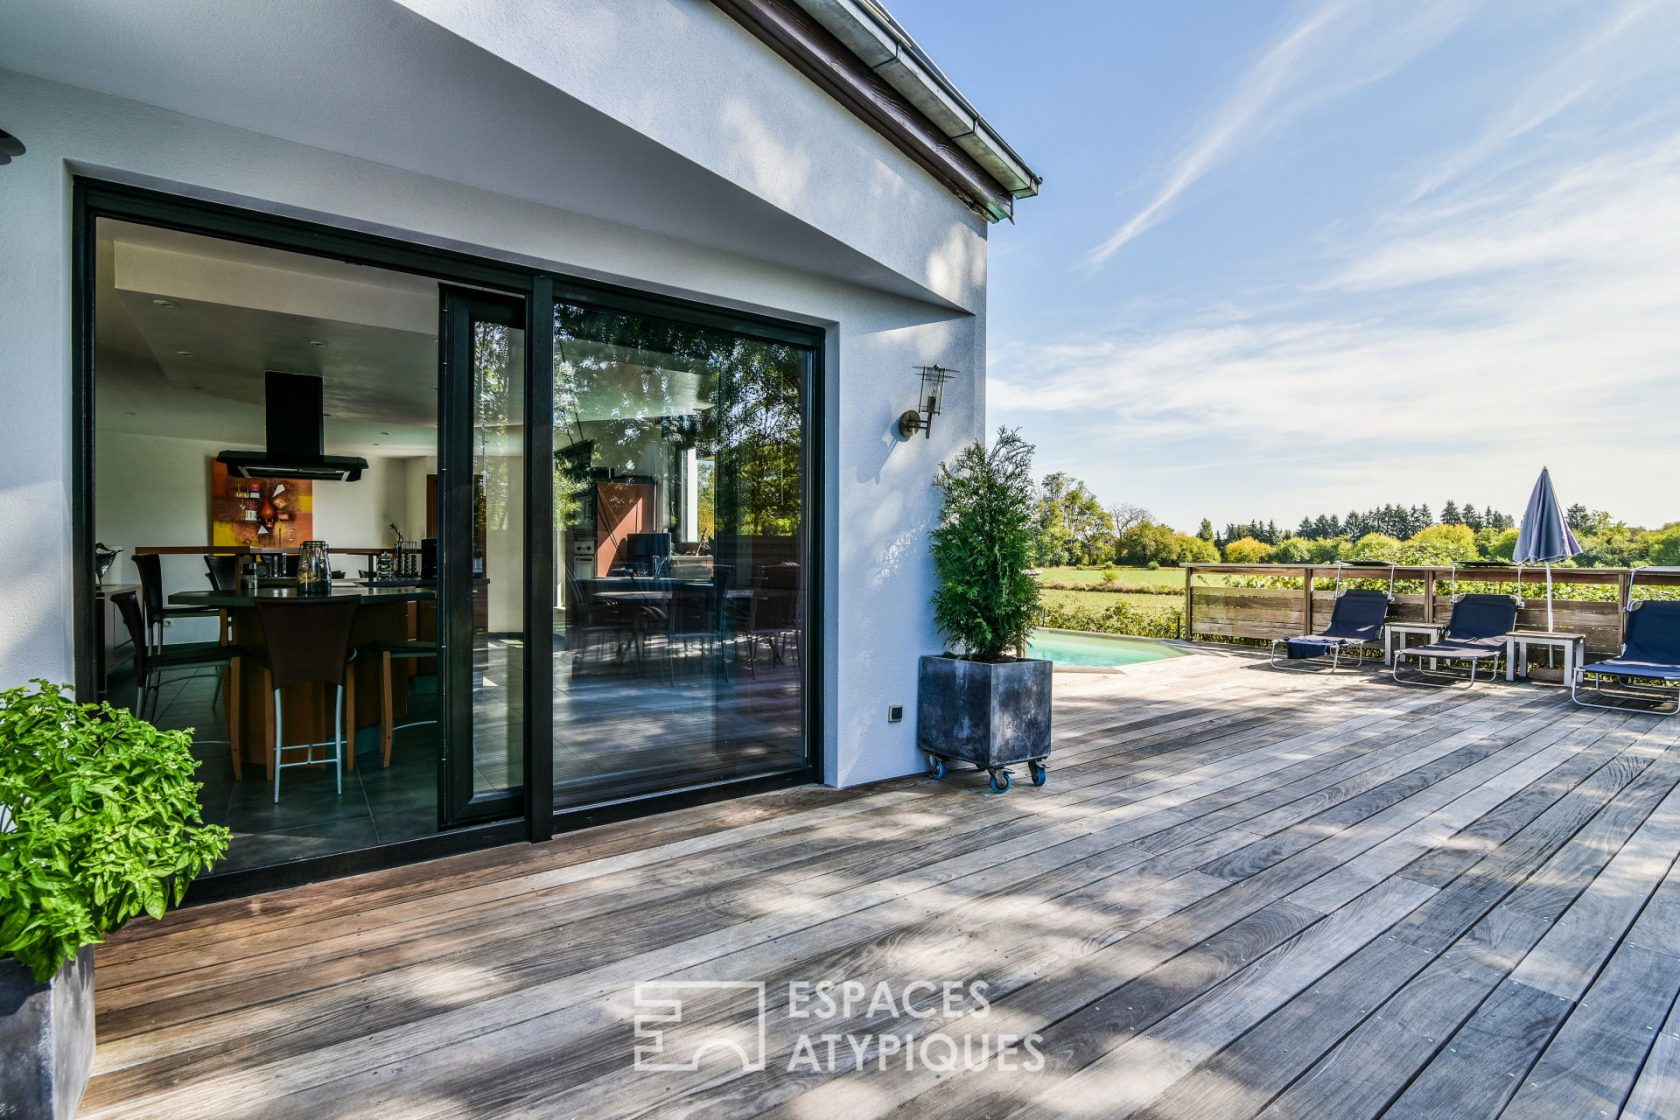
0,0 -> 1038,895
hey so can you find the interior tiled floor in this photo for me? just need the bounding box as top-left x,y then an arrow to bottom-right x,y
130,629 -> 808,875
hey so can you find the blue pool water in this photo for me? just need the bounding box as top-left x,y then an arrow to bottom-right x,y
1026,629 -> 1186,669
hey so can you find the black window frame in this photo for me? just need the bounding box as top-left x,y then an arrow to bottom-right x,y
71,179 -> 824,901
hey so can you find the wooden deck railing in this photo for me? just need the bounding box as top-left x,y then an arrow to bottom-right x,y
1181,564 -> 1680,656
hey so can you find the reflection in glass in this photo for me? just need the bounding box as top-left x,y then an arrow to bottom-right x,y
552,303 -> 808,806
90,217 -> 450,874
473,321 -> 525,796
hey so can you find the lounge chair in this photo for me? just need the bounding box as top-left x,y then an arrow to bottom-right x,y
1392,593 -> 1519,687
1269,588 -> 1390,671
1571,598 -> 1680,717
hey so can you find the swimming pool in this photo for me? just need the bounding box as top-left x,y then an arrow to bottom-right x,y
1026,628 -> 1187,669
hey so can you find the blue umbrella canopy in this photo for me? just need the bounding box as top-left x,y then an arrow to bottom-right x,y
1514,467 -> 1581,630
1514,467 -> 1581,564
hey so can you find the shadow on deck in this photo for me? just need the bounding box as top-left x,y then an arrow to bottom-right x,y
81,647 -> 1680,1120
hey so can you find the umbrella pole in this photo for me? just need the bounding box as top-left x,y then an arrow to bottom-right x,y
1546,564 -> 1554,632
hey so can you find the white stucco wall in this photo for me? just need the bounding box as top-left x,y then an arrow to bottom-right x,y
0,3 -> 988,788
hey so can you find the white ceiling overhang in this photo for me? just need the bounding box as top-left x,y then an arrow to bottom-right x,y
0,0 -> 975,309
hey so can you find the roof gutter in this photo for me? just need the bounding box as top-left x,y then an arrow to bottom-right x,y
790,0 -> 1041,208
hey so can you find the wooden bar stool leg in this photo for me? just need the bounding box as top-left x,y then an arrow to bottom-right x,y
345,668 -> 357,773
273,685 -> 284,803
228,656 -> 242,781
382,649 -> 395,768
262,666 -> 275,781
334,683 -> 345,796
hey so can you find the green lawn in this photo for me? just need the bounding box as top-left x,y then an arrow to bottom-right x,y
1034,565 -> 1188,588
1039,588 -> 1182,614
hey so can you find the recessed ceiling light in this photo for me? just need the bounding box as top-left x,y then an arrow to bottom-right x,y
176,350 -> 195,358
308,339 -> 328,347
151,298 -> 178,309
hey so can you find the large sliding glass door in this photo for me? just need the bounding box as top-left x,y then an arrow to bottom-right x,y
439,288 -> 528,825
77,182 -> 818,893
550,299 -> 813,806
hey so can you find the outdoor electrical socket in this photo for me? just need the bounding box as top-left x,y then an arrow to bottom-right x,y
887,705 -> 904,723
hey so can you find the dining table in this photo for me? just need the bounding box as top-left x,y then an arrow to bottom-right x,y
169,582 -> 436,775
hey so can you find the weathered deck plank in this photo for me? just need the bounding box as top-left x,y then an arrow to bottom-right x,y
79,651 -> 1680,1120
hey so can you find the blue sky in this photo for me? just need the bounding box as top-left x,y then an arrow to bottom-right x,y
888,0 -> 1680,533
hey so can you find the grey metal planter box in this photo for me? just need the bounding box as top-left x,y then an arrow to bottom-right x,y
918,653 -> 1052,792
1,948 -> 95,1120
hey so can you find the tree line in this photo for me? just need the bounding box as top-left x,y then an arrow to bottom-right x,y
1031,471 -> 1680,570
1219,501 -> 1515,547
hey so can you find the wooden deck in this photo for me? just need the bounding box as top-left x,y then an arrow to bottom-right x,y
82,649 -> 1680,1119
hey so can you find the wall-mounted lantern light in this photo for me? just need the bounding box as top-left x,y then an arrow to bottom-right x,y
897,364 -> 957,439
0,129 -> 25,167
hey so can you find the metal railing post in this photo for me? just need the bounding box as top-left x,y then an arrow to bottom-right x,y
1183,565 -> 1194,641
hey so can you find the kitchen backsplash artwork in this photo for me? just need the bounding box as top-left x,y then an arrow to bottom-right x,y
210,461 -> 313,547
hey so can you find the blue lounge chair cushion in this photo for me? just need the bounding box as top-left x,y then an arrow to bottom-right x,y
1398,637 -> 1507,661
1582,601 -> 1680,681
1320,589 -> 1390,642
1581,658 -> 1680,682
1284,636 -> 1348,659
1443,594 -> 1520,641
1281,590 -> 1390,659
1397,594 -> 1521,663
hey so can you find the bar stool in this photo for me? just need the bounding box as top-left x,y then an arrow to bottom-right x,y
370,637 -> 438,767
254,595 -> 360,802
203,554 -> 241,591
112,591 -> 244,777
133,552 -> 219,655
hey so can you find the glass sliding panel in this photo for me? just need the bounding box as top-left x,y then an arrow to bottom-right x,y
90,215 -> 453,874
471,318 -> 527,798
440,288 -> 527,825
552,302 -> 809,807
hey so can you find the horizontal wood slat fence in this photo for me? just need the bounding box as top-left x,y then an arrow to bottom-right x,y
1182,565 -> 1680,656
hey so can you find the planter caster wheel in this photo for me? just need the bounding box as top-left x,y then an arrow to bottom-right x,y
988,768 -> 1012,794
1029,761 -> 1048,787
929,755 -> 947,780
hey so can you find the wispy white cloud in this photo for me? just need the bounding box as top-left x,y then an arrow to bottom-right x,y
1005,121 -> 1680,526
1407,0 -> 1661,203
1086,0 -> 1474,268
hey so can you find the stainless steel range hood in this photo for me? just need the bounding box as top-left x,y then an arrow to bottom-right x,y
216,371 -> 368,482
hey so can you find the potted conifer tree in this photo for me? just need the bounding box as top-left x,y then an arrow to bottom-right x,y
919,428 -> 1051,792
1,680 -> 229,1119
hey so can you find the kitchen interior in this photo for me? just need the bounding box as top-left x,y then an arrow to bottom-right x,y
91,217 -> 809,876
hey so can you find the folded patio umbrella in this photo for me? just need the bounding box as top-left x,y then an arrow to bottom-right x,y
1512,466 -> 1581,631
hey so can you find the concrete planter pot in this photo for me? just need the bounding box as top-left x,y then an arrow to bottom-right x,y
0,949 -> 95,1120
917,653 -> 1052,792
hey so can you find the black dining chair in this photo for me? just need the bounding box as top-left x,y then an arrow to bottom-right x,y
564,567 -> 639,670
200,554 -> 239,658
370,603 -> 438,768
133,552 -> 219,655
253,595 -> 360,802
112,590 -> 245,778
662,580 -> 719,682
747,586 -> 800,676
204,554 -> 241,591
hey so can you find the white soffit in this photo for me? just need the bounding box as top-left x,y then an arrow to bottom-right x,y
793,0 -> 1040,200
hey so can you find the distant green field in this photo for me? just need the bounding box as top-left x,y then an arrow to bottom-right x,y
1034,566 -> 1188,588
1040,588 -> 1181,614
